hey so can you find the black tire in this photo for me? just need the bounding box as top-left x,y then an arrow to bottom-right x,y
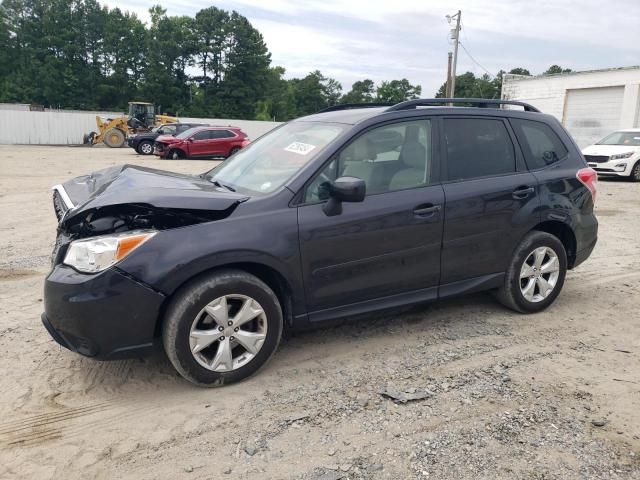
103,128 -> 125,148
162,269 -> 283,387
630,161 -> 640,182
168,149 -> 184,160
228,146 -> 240,158
136,140 -> 154,155
495,231 -> 567,313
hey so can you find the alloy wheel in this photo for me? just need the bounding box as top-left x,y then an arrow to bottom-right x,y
140,142 -> 153,154
519,246 -> 560,302
189,294 -> 267,372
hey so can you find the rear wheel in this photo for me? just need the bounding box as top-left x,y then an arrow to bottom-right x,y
103,128 -> 126,148
162,270 -> 283,387
495,231 -> 567,313
228,146 -> 241,158
630,161 -> 640,182
136,140 -> 154,155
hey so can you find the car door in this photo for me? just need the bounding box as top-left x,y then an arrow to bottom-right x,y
207,130 -> 236,156
439,116 -> 540,289
189,130 -> 212,157
297,119 -> 445,320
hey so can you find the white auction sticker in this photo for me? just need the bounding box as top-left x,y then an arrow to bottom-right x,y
284,142 -> 316,155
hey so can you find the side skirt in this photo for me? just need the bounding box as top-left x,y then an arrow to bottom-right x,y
297,272 -> 505,328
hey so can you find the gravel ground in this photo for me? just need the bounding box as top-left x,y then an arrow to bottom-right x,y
0,145 -> 639,479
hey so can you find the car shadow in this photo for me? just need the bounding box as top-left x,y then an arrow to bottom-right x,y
65,291 -> 510,394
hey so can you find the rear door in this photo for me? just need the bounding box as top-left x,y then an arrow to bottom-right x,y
439,116 -> 540,288
207,129 -> 237,156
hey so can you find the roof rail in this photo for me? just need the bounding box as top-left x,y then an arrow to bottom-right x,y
386,98 -> 540,113
317,102 -> 394,113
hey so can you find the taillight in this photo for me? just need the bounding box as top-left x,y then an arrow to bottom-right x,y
576,167 -> 597,202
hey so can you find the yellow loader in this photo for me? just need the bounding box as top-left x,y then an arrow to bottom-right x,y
83,102 -> 177,148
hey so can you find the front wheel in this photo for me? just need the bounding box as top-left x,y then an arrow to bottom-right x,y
168,149 -> 184,160
162,270 -> 283,387
630,161 -> 640,182
137,140 -> 154,155
103,128 -> 125,148
495,231 -> 567,313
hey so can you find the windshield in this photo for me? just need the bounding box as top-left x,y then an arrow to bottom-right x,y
597,131 -> 640,146
205,122 -> 347,194
176,127 -> 199,139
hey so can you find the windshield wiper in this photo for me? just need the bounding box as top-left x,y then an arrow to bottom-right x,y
211,179 -> 236,192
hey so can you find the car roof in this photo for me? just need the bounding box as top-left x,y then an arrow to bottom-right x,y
297,107 -> 389,125
297,100 -> 542,126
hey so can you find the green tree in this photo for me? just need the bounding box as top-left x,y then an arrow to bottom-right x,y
376,79 -> 421,103
341,79 -> 375,104
507,67 -> 531,76
544,65 -> 572,75
215,12 -> 272,118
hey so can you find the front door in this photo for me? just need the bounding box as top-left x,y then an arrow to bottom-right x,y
188,130 -> 213,157
297,119 -> 444,319
439,116 -> 540,285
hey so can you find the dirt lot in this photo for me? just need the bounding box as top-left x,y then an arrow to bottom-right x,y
0,145 -> 639,479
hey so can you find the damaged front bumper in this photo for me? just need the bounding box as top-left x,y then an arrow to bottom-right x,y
42,265 -> 166,359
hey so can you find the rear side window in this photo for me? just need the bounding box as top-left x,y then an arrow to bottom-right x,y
211,130 -> 236,139
443,118 -> 515,181
510,119 -> 568,169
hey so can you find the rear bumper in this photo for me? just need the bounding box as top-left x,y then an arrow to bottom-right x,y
571,212 -> 598,269
573,237 -> 597,269
42,265 -> 165,360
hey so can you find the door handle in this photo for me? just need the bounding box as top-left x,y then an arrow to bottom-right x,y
413,204 -> 441,216
512,186 -> 535,199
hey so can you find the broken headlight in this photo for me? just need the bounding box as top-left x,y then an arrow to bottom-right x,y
63,231 -> 156,273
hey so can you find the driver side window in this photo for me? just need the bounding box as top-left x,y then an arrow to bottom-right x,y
304,120 -> 432,203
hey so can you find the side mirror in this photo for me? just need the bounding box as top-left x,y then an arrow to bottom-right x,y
322,176 -> 366,216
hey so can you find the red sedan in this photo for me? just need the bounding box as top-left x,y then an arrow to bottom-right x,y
154,126 -> 250,159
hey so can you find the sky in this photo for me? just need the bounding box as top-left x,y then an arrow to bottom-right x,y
100,0 -> 640,96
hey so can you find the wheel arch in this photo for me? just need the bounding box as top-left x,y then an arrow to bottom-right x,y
154,261 -> 295,339
531,220 -> 577,268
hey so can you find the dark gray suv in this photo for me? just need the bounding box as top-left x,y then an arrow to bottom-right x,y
44,99 -> 598,386
127,122 -> 207,155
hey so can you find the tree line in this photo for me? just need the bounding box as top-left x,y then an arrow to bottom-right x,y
435,65 -> 573,100
0,1 -> 423,120
0,1 -> 572,121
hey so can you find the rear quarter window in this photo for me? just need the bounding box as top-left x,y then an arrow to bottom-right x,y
510,118 -> 568,170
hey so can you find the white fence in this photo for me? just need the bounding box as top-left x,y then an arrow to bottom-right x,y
0,109 -> 281,145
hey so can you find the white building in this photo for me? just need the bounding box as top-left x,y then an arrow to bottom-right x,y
501,66 -> 640,147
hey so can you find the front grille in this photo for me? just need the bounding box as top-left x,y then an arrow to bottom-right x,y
584,155 -> 609,163
53,190 -> 68,221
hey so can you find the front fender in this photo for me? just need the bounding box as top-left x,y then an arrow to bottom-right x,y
116,205 -> 306,314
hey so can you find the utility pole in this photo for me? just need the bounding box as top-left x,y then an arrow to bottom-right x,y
446,10 -> 462,98
446,52 -> 453,97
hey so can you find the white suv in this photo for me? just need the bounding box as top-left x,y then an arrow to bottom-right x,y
582,129 -> 640,181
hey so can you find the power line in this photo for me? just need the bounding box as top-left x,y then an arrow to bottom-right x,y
459,41 -> 494,78
459,23 -> 494,78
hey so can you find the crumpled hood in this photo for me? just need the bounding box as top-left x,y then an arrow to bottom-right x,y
61,164 -> 248,224
156,134 -> 181,144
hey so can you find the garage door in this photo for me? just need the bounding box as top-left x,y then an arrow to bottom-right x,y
563,86 -> 624,147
